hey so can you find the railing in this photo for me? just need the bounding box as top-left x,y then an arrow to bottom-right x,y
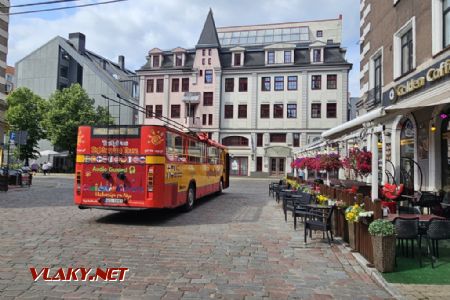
184,117 -> 201,129
363,88 -> 382,111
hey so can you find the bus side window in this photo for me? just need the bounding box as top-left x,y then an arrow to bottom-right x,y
188,140 -> 201,163
166,132 -> 184,162
208,147 -> 218,164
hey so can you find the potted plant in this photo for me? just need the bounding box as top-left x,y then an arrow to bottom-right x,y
368,219 -> 396,272
345,203 -> 365,250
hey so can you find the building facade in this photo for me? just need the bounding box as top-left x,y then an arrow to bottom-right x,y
5,65 -> 14,95
299,0 -> 450,199
137,10 -> 352,177
0,0 -> 9,151
16,33 -> 138,126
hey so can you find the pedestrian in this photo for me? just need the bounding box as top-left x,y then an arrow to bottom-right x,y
42,162 -> 49,176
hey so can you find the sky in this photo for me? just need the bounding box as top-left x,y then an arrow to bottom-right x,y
8,0 -> 361,96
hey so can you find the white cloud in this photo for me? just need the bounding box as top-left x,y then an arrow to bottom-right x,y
8,0 -> 360,95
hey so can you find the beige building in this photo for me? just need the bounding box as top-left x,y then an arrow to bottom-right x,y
0,0 -> 9,148
138,10 -> 352,177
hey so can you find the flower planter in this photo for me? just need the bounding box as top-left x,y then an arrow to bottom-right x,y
348,222 -> 357,250
371,235 -> 396,272
381,201 -> 397,214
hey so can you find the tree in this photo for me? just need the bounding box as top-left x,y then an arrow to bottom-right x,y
5,87 -> 47,164
44,84 -> 113,164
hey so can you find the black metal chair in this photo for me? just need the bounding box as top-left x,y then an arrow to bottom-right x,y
426,218 -> 450,268
293,193 -> 312,230
304,205 -> 335,245
275,185 -> 288,203
394,217 -> 421,267
269,182 -> 278,197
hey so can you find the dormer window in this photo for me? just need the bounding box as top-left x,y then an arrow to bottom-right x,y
153,55 -> 160,67
313,49 -> 321,62
284,51 -> 291,63
268,51 -> 275,64
175,54 -> 182,67
234,53 -> 241,66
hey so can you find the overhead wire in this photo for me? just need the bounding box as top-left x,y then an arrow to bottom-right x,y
9,0 -> 81,8
1,0 -> 127,15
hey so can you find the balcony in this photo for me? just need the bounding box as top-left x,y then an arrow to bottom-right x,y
184,117 -> 201,130
363,88 -> 382,111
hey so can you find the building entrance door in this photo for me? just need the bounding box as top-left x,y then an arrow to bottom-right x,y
270,157 -> 285,176
230,157 -> 248,176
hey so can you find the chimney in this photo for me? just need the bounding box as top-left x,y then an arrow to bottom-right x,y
118,55 -> 125,70
102,59 -> 107,70
69,32 -> 86,55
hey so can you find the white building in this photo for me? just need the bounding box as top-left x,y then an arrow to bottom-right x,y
138,10 -> 352,177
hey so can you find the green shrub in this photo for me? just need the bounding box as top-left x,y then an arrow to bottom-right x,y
368,219 -> 395,236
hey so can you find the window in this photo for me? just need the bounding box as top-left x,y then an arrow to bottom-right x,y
260,104 -> 270,118
313,49 -> 321,62
445,0 -> 450,47
287,104 -> 297,118
401,29 -> 413,74
199,70 -> 203,77
261,77 -> 271,91
316,30 -> 323,37
203,92 -> 213,106
234,53 -> 241,66
202,58 -> 205,65
374,55 -> 382,104
239,78 -> 248,92
155,105 -> 163,117
274,76 -> 284,91
175,54 -> 182,67
60,65 -> 68,78
208,49 -> 211,56
171,78 -> 179,92
208,58 -> 211,65
327,75 -> 337,89
208,114 -> 213,125
205,70 -> 213,84
152,55 -> 160,67
146,79 -> 154,93
311,75 -> 322,90
156,79 -> 164,92
171,105 -> 180,118
225,78 -> 234,92
238,104 -> 247,119
256,157 -> 263,172
287,76 -> 297,90
166,132 -> 184,162
222,136 -> 248,146
284,51 -> 291,63
268,51 -> 275,64
257,133 -> 263,147
202,114 -> 207,125
273,104 -> 283,118
188,139 -> 203,163
326,103 -> 337,118
311,103 -> 321,118
182,78 -> 189,92
225,105 -> 233,119
146,105 -> 153,118
202,49 -> 206,56
270,133 -> 286,143
293,133 -> 300,147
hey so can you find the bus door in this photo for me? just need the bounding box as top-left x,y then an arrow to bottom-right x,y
224,152 -> 230,188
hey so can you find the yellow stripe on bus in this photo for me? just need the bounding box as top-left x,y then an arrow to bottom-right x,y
146,156 -> 166,164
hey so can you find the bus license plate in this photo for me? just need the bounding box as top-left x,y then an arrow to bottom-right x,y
104,198 -> 124,204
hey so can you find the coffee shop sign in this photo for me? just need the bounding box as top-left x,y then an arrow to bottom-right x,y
390,59 -> 450,101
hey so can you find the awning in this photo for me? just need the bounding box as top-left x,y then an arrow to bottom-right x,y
385,88 -> 450,112
182,92 -> 201,103
321,107 -> 386,139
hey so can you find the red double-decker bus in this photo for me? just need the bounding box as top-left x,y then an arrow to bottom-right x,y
74,125 -> 229,211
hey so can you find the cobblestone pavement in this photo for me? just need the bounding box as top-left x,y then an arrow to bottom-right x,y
391,284 -> 450,300
0,176 -> 393,299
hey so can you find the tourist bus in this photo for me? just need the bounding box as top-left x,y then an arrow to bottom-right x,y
74,125 -> 229,211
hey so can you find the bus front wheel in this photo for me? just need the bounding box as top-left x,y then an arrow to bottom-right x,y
182,185 -> 195,212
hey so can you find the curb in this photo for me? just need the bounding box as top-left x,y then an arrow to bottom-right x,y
335,241 -> 404,299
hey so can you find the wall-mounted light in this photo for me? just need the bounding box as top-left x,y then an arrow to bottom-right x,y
377,141 -> 383,147
431,123 -> 437,132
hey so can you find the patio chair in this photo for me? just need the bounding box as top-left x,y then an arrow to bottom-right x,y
394,217 -> 421,267
293,193 -> 312,230
284,193 -> 302,222
275,184 -> 288,203
269,182 -> 278,197
304,205 -> 335,245
426,218 -> 450,268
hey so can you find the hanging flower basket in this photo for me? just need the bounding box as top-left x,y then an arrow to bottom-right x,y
343,148 -> 372,178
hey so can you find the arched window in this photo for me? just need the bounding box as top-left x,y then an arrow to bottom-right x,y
400,118 -> 415,194
222,136 -> 248,146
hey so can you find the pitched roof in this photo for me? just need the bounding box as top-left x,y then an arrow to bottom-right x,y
196,9 -> 221,49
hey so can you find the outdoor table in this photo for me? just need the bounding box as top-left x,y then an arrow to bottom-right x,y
441,203 -> 450,208
386,214 -> 445,223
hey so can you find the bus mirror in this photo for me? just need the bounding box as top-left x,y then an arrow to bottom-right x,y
117,171 -> 126,181
102,172 -> 112,181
